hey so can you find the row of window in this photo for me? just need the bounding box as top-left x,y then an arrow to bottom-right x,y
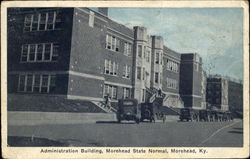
18,74 -> 56,93
21,43 -> 59,62
136,67 -> 162,84
166,77 -> 178,89
166,59 -> 178,73
122,65 -> 131,79
104,59 -> 119,76
105,34 -> 132,56
104,60 -> 132,79
24,11 -> 62,32
103,84 -> 131,99
137,45 -> 151,62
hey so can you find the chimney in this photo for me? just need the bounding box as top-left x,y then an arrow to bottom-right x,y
98,7 -> 108,16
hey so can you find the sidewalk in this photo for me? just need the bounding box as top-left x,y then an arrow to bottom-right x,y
8,111 -> 179,126
8,111 -> 117,126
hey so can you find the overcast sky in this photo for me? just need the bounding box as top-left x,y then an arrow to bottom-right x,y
105,8 -> 243,80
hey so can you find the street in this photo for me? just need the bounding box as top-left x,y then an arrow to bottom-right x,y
8,120 -> 243,147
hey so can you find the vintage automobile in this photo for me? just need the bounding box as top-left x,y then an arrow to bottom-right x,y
198,110 -> 209,122
140,102 -> 172,122
217,111 -> 224,121
207,110 -> 219,122
140,103 -> 155,122
223,111 -> 234,121
179,108 -> 198,121
116,98 -> 141,124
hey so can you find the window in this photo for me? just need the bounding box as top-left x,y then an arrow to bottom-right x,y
26,74 -> 33,92
122,65 -> 130,79
33,74 -> 40,92
142,67 -> 145,80
49,75 -> 56,93
18,74 -> 56,93
103,84 -> 117,99
143,46 -> 146,58
21,43 -> 59,62
106,35 -> 112,49
24,11 -> 61,32
166,77 -> 178,89
159,73 -> 161,84
24,14 -> 32,32
41,75 -> 49,93
166,59 -> 179,73
104,59 -> 118,76
155,72 -> 159,83
137,45 -> 142,57
31,14 -> 39,31
160,53 -> 162,64
124,42 -> 132,56
123,88 -> 130,99
115,39 -> 120,52
111,36 -> 115,50
155,52 -> 159,64
105,34 -> 120,52
28,44 -> 36,61
39,13 -> 46,30
112,86 -> 117,99
18,75 -> 26,91
146,50 -> 150,62
137,66 -> 141,80
142,89 -> 145,102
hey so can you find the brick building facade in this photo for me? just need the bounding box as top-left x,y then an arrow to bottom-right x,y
9,7 -> 239,112
179,53 -> 205,110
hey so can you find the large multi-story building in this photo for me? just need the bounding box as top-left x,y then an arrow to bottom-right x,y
8,7 -> 135,112
8,7 -> 211,112
179,53 -> 205,110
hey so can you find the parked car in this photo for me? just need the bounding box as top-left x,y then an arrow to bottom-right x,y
207,110 -> 218,122
140,103 -> 155,122
199,110 -> 209,122
116,98 -> 141,124
179,108 -> 197,121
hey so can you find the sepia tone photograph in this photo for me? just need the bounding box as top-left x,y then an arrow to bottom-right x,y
1,0 -> 249,158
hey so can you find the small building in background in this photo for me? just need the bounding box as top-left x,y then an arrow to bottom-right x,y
206,75 -> 229,111
228,80 -> 243,113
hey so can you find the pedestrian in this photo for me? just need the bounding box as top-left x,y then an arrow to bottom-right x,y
107,95 -> 111,110
162,114 -> 166,123
158,89 -> 162,97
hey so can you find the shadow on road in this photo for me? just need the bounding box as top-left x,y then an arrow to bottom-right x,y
227,131 -> 243,134
96,121 -> 135,124
233,127 -> 243,130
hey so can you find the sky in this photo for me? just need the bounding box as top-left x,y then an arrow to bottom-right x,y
103,8 -> 243,81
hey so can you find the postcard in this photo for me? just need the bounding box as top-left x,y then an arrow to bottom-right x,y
1,0 -> 249,158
